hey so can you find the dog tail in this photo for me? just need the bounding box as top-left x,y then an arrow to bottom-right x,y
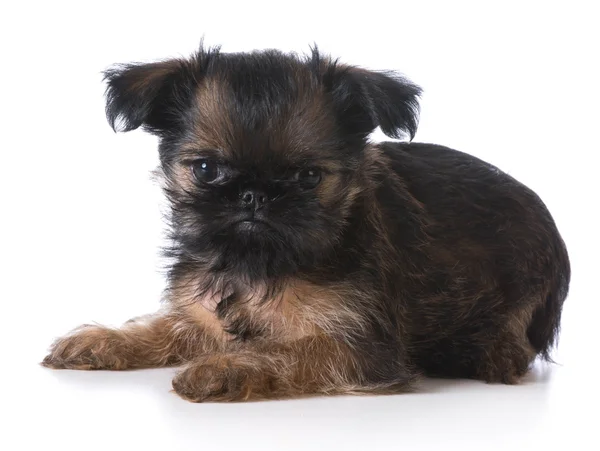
526,236 -> 570,361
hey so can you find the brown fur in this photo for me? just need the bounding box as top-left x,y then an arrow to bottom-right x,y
42,312 -> 208,370
43,280 -> 394,401
43,46 -> 570,402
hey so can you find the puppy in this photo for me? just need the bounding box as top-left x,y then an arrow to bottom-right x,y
42,44 -> 570,402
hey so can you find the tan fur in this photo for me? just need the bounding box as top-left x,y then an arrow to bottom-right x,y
169,274 -> 231,346
42,278 -> 383,401
127,60 -> 182,92
44,48 -> 569,402
226,281 -> 370,343
42,311 -> 209,370
192,78 -> 234,152
172,335 -> 366,402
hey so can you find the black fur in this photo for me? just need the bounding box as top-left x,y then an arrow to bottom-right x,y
100,43 -> 569,388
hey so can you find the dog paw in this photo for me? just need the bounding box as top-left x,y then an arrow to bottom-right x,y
172,354 -> 278,402
41,325 -> 124,370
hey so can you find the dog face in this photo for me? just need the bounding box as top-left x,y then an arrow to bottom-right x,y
104,46 -> 421,283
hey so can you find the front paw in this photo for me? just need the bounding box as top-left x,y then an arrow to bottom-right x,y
42,325 -> 123,370
172,354 -> 280,402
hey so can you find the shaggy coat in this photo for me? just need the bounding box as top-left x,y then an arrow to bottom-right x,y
43,45 -> 570,402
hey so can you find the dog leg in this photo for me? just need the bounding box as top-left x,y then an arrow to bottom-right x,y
42,311 -> 216,370
171,335 -> 414,402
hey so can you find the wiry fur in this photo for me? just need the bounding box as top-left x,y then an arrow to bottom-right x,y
43,44 -> 570,402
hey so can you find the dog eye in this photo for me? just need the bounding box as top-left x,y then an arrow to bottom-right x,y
191,159 -> 222,183
293,168 -> 322,188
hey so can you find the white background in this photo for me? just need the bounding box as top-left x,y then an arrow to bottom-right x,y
1,1 -> 598,450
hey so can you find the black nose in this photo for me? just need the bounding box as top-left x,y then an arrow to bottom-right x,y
240,188 -> 268,209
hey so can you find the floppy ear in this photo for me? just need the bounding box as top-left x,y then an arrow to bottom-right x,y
324,62 -> 422,140
103,59 -> 196,134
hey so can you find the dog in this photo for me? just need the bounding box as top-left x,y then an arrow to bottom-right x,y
42,44 -> 570,402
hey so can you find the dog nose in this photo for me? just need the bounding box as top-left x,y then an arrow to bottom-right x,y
240,188 -> 268,209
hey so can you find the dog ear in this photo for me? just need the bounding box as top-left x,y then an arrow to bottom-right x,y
317,53 -> 421,140
103,59 -> 197,134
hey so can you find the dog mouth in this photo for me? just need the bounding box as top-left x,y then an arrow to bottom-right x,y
232,218 -> 272,233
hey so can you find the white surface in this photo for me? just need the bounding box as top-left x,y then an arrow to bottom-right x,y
1,1 -> 598,450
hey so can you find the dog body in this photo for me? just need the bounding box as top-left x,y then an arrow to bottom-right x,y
43,46 -> 570,401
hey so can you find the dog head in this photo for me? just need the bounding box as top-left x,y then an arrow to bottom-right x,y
104,45 -> 421,284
